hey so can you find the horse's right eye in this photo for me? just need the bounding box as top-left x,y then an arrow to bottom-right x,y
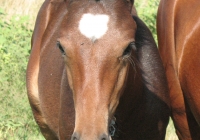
57,41 -> 66,55
123,42 -> 136,57
123,44 -> 132,56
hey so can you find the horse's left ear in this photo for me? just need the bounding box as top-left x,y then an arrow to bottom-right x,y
126,0 -> 137,16
65,0 -> 73,6
127,0 -> 134,4
132,15 -> 158,65
126,0 -> 134,13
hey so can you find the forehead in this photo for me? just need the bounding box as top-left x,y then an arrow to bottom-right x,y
59,1 -> 136,44
79,13 -> 109,41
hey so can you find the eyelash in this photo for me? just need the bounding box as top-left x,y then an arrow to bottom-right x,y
57,41 -> 66,55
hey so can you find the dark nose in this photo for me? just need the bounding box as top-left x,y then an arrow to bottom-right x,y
71,132 -> 110,140
71,132 -> 80,140
99,133 -> 110,140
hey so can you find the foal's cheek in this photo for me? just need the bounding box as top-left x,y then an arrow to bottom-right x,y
109,64 -> 129,114
65,65 -> 76,97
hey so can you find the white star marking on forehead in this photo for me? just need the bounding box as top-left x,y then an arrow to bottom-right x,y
79,13 -> 109,41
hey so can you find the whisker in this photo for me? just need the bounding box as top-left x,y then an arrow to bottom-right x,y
127,56 -> 135,69
127,56 -> 137,80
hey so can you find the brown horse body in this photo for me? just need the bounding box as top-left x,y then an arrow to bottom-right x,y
157,0 -> 200,139
27,0 -> 170,139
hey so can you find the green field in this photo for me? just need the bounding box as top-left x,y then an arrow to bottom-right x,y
0,0 -> 178,139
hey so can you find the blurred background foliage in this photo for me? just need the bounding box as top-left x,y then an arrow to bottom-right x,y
0,0 -> 177,139
135,0 -> 159,42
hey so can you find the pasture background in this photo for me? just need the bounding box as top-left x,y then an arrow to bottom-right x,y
0,0 -> 177,139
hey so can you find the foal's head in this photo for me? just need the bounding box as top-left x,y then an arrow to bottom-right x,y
57,0 -> 136,139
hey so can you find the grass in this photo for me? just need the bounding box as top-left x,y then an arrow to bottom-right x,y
166,118 -> 178,140
0,0 -> 178,139
0,6 -> 44,139
0,87 -> 44,140
0,0 -> 43,23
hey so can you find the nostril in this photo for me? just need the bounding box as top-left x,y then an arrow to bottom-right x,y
99,133 -> 110,140
71,132 -> 80,140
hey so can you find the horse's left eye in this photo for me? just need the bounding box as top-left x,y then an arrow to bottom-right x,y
123,42 -> 136,57
57,41 -> 66,55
